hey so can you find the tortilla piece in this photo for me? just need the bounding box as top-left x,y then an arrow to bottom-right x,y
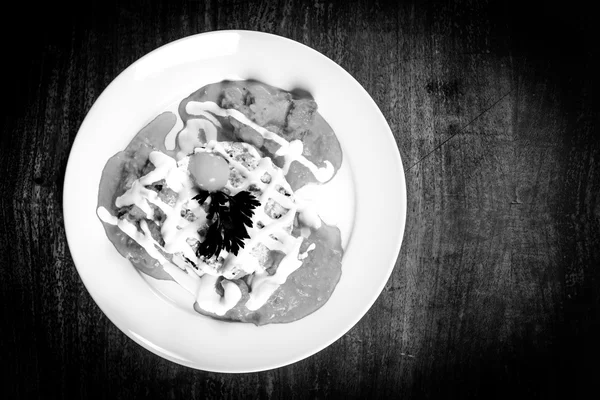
97,112 -> 176,280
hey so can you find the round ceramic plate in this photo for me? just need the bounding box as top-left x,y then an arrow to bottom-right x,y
63,30 -> 406,372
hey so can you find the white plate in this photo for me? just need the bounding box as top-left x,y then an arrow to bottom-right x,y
64,30 -> 406,372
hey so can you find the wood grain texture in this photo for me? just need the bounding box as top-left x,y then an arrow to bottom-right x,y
1,0 -> 599,398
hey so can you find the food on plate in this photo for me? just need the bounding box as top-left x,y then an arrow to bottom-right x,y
96,80 -> 352,325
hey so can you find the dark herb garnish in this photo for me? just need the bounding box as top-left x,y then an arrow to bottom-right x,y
193,189 -> 261,258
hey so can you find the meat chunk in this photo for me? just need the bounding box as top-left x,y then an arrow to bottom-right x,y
286,98 -> 317,135
220,83 -> 292,132
264,198 -> 289,220
248,87 -> 291,128
221,86 -> 252,109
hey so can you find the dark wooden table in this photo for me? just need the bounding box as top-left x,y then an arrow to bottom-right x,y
2,0 -> 599,398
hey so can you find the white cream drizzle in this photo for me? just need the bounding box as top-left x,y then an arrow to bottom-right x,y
205,140 -> 309,304
97,209 -> 201,296
245,237 -> 304,310
99,97 -> 342,316
97,206 -> 118,225
163,101 -> 184,151
113,152 -> 204,262
196,274 -> 242,316
299,243 -> 316,260
186,101 -> 335,182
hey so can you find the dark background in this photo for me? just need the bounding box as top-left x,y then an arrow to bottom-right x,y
1,0 -> 599,398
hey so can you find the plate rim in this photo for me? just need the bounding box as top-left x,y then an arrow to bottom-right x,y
63,29 -> 407,373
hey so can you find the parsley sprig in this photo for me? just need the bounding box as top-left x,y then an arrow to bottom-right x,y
193,189 -> 261,258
